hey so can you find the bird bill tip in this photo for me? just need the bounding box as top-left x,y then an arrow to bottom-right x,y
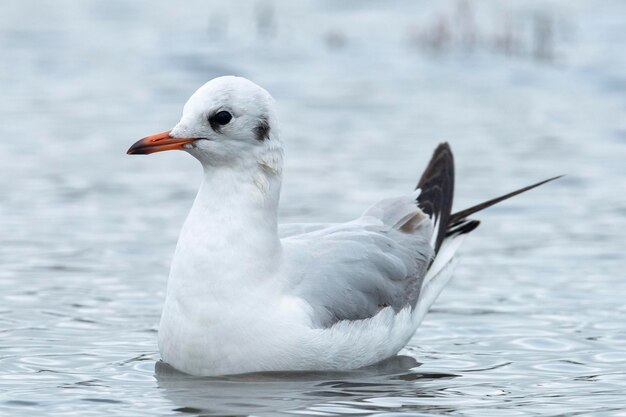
127,131 -> 196,155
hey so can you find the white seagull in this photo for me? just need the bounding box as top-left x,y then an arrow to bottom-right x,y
128,76 -> 558,376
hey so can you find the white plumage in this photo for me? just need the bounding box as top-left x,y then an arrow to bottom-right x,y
127,76 -> 555,376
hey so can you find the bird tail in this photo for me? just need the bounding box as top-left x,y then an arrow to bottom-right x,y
414,143 -> 560,320
415,142 -> 561,254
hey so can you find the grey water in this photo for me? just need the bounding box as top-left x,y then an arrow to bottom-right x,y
1,0 -> 625,415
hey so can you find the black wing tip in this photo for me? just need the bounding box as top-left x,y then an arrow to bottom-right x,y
446,219 -> 480,237
531,174 -> 565,186
416,143 -> 455,253
431,142 -> 453,162
448,174 -> 563,225
435,142 -> 452,151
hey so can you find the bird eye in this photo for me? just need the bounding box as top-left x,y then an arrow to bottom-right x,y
211,111 -> 232,126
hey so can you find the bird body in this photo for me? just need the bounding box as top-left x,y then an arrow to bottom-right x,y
158,186 -> 439,376
128,76 -> 557,376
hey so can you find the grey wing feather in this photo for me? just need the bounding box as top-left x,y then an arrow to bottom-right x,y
279,223 -> 335,238
282,194 -> 434,328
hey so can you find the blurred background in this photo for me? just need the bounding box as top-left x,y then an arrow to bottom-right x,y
1,1 -> 625,416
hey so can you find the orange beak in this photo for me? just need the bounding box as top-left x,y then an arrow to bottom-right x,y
127,131 -> 198,155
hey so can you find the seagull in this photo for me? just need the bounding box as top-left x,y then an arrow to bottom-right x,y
127,76 -> 559,376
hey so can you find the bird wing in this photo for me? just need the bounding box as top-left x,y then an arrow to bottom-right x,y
278,223 -> 336,238
281,143 -> 560,330
282,192 -> 435,328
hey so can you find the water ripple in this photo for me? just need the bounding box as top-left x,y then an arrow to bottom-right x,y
2,0 -> 626,416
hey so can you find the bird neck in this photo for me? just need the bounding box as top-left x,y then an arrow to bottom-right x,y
164,162 -> 284,322
175,161 -> 283,274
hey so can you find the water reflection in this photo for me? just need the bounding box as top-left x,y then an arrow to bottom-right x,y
155,356 -> 459,416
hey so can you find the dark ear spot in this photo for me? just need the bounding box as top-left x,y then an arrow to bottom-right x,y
254,117 -> 270,141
